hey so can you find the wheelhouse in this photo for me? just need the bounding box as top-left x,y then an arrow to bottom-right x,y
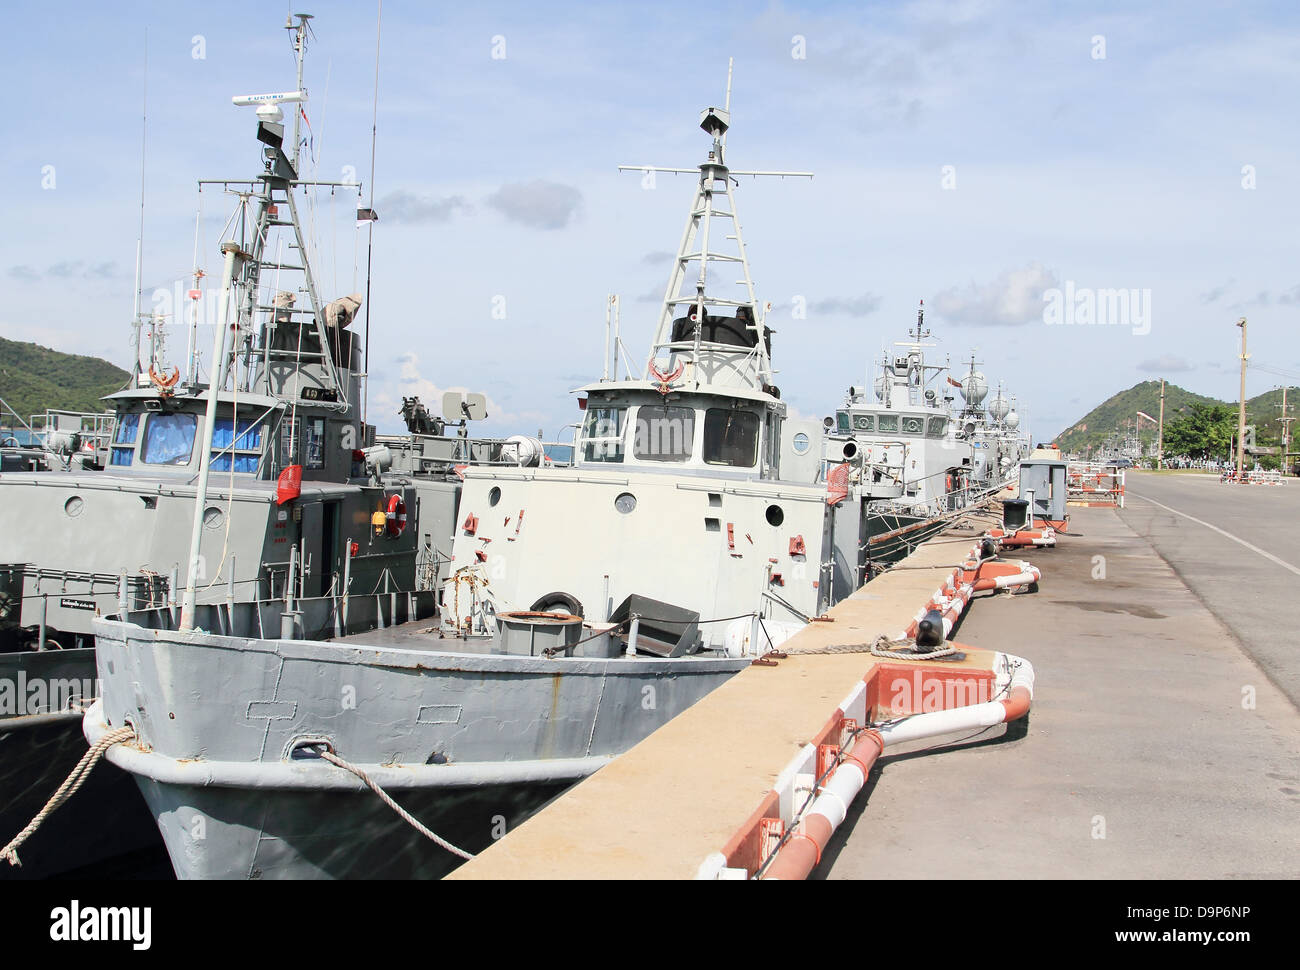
835,410 -> 948,439
575,386 -> 783,476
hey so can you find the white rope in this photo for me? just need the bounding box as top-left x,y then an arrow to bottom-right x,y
869,633 -> 960,661
1,725 -> 136,867
319,750 -> 475,860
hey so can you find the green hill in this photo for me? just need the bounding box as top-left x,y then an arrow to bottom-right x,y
1244,386 -> 1300,453
1055,381 -> 1225,455
0,338 -> 130,424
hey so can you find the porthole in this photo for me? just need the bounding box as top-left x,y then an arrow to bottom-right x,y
614,492 -> 637,514
488,486 -> 502,507
792,432 -> 810,455
64,496 -> 84,518
765,504 -> 784,527
203,506 -> 225,530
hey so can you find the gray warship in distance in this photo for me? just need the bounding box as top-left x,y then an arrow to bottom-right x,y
2,16 -> 519,877
84,67 -> 892,879
820,307 -> 1027,568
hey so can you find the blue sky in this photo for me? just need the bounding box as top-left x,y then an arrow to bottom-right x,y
2,0 -> 1298,440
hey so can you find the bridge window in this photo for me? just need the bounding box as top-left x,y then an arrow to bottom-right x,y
110,412 -> 139,466
634,405 -> 695,462
113,412 -> 139,443
854,414 -> 874,432
140,413 -> 197,465
836,412 -> 850,434
901,415 -> 925,435
876,414 -> 898,433
210,417 -> 264,473
304,418 -> 325,469
279,417 -> 326,470
704,409 -> 759,467
927,416 -> 948,438
580,406 -> 627,463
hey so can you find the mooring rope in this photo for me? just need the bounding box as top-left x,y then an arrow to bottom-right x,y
1,725 -> 136,868
779,634 -> 959,661
318,749 -> 475,861
868,633 -> 960,661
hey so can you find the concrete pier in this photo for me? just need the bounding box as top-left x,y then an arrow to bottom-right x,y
449,477 -> 1300,879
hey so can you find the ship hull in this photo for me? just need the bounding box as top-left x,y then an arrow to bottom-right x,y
87,617 -> 748,879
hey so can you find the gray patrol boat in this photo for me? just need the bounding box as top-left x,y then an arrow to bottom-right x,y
84,70 -> 881,879
2,16 -> 514,876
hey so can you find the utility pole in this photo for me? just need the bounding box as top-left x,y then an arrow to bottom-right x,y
1235,317 -> 1248,481
1157,378 -> 1165,470
1280,385 -> 1295,471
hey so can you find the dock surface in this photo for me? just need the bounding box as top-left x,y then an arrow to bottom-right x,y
448,481 -> 1300,880
824,489 -> 1300,878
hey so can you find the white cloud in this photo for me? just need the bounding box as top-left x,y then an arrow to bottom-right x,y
1137,355 -> 1193,373
374,191 -> 470,225
930,262 -> 1060,327
486,180 -> 583,230
810,293 -> 882,317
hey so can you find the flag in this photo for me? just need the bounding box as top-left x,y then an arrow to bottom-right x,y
299,107 -> 315,164
276,464 -> 303,505
827,462 -> 850,506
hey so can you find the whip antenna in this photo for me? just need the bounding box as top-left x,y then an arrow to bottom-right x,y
361,0 -> 382,425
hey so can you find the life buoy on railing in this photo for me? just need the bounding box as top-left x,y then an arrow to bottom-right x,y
386,494 -> 407,537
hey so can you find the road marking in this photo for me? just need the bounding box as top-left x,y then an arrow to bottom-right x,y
1128,493 -> 1300,577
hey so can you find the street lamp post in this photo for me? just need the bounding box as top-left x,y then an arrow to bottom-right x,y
1235,318 -> 1248,482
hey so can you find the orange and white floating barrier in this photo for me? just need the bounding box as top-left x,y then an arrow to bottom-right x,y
697,537 -> 1042,881
1067,461 -> 1125,507
904,546 -> 1040,643
696,650 -> 1035,881
986,524 -> 1057,548
1220,469 -> 1285,486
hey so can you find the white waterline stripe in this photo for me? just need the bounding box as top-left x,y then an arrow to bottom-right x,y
1127,493 -> 1300,578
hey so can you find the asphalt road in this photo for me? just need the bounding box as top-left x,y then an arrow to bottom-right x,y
1119,471 -> 1300,709
822,503 -> 1300,879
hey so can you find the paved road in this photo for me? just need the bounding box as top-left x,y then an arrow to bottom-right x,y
1119,471 -> 1300,709
823,504 -> 1300,879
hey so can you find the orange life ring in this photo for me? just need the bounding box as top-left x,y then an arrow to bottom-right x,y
385,494 -> 407,537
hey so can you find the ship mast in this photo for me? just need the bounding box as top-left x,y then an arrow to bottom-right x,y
619,61 -> 811,388
287,14 -> 313,172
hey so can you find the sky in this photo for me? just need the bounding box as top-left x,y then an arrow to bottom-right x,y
2,0 -> 1298,441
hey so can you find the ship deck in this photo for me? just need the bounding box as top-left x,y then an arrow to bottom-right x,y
447,471 -> 1300,879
